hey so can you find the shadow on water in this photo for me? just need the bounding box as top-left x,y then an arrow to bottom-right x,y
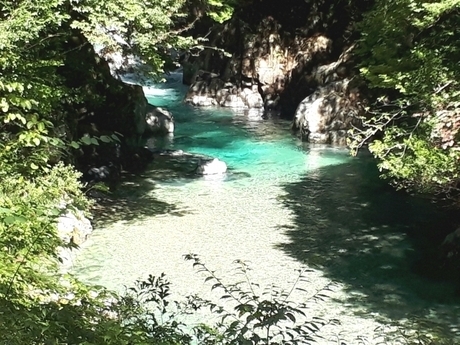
278,154 -> 460,338
90,151 -> 251,227
90,171 -> 192,227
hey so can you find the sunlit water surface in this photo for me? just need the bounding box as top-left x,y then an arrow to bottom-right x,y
73,74 -> 460,343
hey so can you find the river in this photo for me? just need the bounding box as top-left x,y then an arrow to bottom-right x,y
73,73 -> 460,344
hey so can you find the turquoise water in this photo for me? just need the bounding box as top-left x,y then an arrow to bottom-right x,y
143,75 -> 350,182
73,74 -> 460,342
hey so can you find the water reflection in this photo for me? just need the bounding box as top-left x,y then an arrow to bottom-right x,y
304,146 -> 324,173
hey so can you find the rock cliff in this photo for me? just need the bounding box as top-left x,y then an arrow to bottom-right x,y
183,0 -> 372,144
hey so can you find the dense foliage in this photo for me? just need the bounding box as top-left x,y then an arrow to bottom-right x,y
350,0 -> 460,198
0,0 -> 237,343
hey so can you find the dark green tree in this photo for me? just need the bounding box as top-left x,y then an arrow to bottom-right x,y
350,0 -> 460,197
0,0 -> 238,343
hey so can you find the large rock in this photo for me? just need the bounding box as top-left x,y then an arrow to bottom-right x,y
181,0 -> 370,117
185,77 -> 222,106
57,209 -> 93,271
292,79 -> 362,145
145,104 -> 175,134
439,227 -> 460,272
185,78 -> 263,109
123,88 -> 176,138
99,49 -> 143,79
60,33 -> 163,185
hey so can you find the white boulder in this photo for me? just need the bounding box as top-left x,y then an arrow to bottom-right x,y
195,158 -> 227,175
57,209 -> 93,271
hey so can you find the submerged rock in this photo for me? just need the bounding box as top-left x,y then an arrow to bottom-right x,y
147,150 -> 229,179
150,149 -> 185,157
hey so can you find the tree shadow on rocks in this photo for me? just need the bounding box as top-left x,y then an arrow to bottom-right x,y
277,154 -> 460,338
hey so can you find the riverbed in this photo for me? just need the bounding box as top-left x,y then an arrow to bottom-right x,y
73,74 -> 460,343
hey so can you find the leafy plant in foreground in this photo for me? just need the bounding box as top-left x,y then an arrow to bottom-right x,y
184,254 -> 337,344
119,272 -> 194,345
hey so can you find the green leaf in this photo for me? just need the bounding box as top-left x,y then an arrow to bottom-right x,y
4,215 -> 16,224
49,137 -> 61,146
21,99 -> 32,110
70,141 -> 80,149
99,135 -> 111,143
30,162 -> 39,169
0,99 -> 9,112
0,207 -> 13,214
32,138 -> 40,146
111,134 -> 121,142
3,215 -> 27,224
48,208 -> 61,216
81,136 -> 92,145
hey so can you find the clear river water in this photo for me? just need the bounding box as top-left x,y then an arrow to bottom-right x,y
73,73 -> 460,343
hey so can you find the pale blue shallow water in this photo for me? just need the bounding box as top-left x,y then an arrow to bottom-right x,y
73,74 -> 460,342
